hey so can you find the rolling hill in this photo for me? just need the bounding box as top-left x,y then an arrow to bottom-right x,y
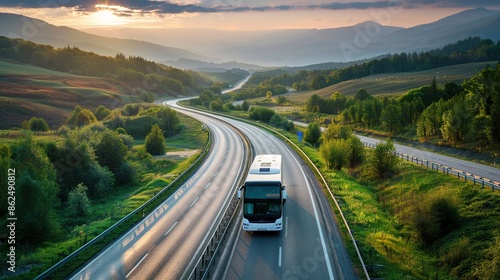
1,8 -> 500,68
283,61 -> 497,103
0,59 -> 141,129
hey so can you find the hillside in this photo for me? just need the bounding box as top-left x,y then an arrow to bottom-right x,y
0,13 -> 210,63
1,8 -> 500,68
284,61 -> 497,103
0,60 -> 142,129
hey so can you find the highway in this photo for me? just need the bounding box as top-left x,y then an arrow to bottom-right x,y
69,97 -> 358,279
212,116 -> 358,279
70,102 -> 248,279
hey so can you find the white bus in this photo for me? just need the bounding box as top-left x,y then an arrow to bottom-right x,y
238,154 -> 287,231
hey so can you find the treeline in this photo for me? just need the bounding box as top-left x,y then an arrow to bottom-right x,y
0,104 -> 180,244
242,37 -> 500,93
0,36 -> 211,95
305,63 -> 500,147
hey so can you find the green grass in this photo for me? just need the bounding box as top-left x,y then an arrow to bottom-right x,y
4,113 -> 209,279
196,105 -> 499,279
283,61 -> 496,103
0,59 -> 74,76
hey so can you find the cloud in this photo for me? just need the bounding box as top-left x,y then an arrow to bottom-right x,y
0,0 -> 498,14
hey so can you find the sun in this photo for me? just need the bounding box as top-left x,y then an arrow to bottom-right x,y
92,6 -> 125,26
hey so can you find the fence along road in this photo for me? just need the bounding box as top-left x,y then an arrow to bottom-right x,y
293,121 -> 499,190
357,135 -> 500,190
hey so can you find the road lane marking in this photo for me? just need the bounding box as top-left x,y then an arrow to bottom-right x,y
288,150 -> 335,280
126,253 -> 148,278
204,182 -> 211,189
165,222 -> 178,236
279,246 -> 282,267
190,197 -> 199,208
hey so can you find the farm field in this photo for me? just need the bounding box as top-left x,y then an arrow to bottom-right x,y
0,59 -> 141,129
284,61 -> 496,104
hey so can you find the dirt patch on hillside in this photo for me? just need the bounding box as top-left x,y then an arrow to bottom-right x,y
155,149 -> 200,160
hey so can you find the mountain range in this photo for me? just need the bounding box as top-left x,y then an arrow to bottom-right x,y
1,8 -> 499,70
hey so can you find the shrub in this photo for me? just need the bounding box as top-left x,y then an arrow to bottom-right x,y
145,124 -> 166,155
28,117 -> 49,131
369,139 -> 399,179
320,138 -> 350,170
407,191 -> 461,246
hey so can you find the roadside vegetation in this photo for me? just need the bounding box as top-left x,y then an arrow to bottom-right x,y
187,38 -> 500,279
1,32 -> 499,279
0,103 -> 208,278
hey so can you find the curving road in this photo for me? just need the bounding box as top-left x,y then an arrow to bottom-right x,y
70,101 -> 248,279
212,116 -> 358,280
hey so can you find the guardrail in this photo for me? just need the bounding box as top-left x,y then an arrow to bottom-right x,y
186,119 -> 253,280
363,142 -> 500,191
261,126 -> 372,280
35,131 -> 213,280
180,105 -> 371,279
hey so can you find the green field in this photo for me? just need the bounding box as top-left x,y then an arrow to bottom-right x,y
0,60 -> 143,129
284,61 -> 496,103
0,59 -> 74,76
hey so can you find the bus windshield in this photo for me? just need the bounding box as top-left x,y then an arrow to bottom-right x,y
243,185 -> 281,220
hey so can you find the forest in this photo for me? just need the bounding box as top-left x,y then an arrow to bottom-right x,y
239,37 -> 500,94
0,36 -> 211,95
0,104 -> 182,244
302,63 -> 500,154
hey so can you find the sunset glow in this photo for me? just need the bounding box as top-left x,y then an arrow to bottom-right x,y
91,5 -> 128,26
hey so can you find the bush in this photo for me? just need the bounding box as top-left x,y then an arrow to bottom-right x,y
407,191 -> 461,246
28,117 -> 50,131
369,139 -> 399,179
347,136 -> 365,168
145,124 -> 166,155
320,138 -> 350,170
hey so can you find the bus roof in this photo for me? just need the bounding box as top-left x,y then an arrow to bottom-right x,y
245,154 -> 282,183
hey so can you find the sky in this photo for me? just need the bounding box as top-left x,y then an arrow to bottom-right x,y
0,0 -> 499,31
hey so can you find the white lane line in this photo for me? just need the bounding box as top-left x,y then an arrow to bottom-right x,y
289,150 -> 335,280
165,221 -> 178,236
204,182 -> 211,189
126,253 -> 148,278
189,197 -> 199,208
279,246 -> 282,267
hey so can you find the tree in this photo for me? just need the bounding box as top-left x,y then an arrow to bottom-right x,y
320,138 -> 350,170
266,90 -> 273,100
305,94 -> 321,112
347,136 -> 365,168
95,105 -> 111,121
381,103 -> 402,132
249,107 -> 276,123
74,109 -> 97,127
56,135 -> 115,199
322,123 -> 352,141
277,96 -> 287,105
354,89 -> 372,101
66,183 -> 91,225
155,106 -> 179,137
241,100 -> 250,111
95,130 -> 128,172
12,134 -> 60,243
28,117 -> 50,131
145,124 -> 166,155
369,139 -> 399,179
305,122 -> 322,147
